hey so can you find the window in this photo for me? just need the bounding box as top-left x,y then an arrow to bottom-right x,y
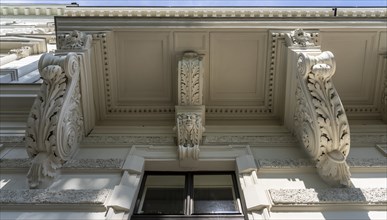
133,172 -> 243,219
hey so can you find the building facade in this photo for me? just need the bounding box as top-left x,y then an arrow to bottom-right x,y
0,4 -> 386,220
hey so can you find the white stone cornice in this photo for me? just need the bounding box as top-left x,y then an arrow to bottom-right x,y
25,53 -> 84,189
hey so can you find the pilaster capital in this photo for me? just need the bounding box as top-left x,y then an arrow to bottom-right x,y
57,30 -> 92,50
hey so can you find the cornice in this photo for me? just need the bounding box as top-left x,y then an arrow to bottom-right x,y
1,5 -> 385,18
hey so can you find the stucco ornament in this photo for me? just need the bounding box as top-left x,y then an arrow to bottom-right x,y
285,29 -> 315,47
294,51 -> 351,186
25,53 -> 83,188
178,52 -> 203,106
176,113 -> 203,160
58,30 -> 92,50
9,46 -> 31,59
175,52 -> 205,160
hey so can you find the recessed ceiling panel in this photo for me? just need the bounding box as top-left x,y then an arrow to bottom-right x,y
209,32 -> 267,106
114,32 -> 172,105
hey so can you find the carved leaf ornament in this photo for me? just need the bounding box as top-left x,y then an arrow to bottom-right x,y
295,51 -> 351,186
176,113 -> 203,160
25,53 -> 83,188
178,52 -> 203,106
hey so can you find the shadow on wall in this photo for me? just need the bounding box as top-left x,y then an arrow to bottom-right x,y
317,188 -> 371,220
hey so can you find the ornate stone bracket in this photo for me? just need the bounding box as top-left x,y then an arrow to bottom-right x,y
175,52 -> 205,161
295,51 -> 351,186
57,30 -> 92,50
176,109 -> 204,160
285,29 -> 317,47
25,53 -> 84,188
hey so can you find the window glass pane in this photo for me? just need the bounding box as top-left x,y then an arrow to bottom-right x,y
138,175 -> 185,215
193,174 -> 240,214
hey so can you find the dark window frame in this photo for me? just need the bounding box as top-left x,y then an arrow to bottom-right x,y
133,171 -> 245,219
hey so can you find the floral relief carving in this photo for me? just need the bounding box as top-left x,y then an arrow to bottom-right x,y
58,30 -> 92,50
285,29 -> 316,47
178,52 -> 203,106
25,53 -> 83,188
295,51 -> 351,186
176,112 -> 204,160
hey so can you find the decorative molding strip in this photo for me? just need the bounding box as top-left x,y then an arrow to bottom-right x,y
351,135 -> 387,144
0,158 -> 30,168
257,159 -> 315,169
0,136 -> 24,143
269,188 -> 387,204
347,158 -> 387,167
337,8 -> 387,18
0,5 -> 66,16
63,158 -> 123,169
2,158 -> 384,169
0,158 -> 123,169
0,189 -> 110,205
25,53 -> 84,189
57,30 -> 92,50
295,51 -> 351,187
204,135 -> 297,144
1,6 -> 385,18
82,136 -> 174,145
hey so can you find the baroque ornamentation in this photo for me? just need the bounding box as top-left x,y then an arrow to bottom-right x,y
294,51 -> 351,186
58,30 -> 92,50
176,112 -> 204,160
178,52 -> 203,105
285,29 -> 316,47
9,46 -> 31,59
25,53 -> 83,188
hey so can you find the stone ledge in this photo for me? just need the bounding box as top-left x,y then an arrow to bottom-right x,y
204,135 -> 297,144
257,158 -> 387,169
82,136 -> 174,145
269,188 -> 387,204
257,159 -> 314,168
0,189 -> 111,204
0,158 -> 123,169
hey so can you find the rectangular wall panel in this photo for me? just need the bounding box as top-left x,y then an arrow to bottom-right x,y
209,32 -> 267,106
114,32 -> 172,105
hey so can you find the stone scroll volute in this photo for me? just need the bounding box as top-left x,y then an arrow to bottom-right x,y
25,53 -> 84,188
295,51 -> 351,186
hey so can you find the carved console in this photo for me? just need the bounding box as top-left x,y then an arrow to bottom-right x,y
25,53 -> 83,188
295,51 -> 351,186
175,52 -> 205,160
57,30 -> 92,50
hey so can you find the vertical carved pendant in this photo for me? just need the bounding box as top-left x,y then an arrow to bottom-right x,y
176,112 -> 203,160
295,51 -> 351,186
25,53 -> 83,188
176,52 -> 205,161
178,52 -> 203,106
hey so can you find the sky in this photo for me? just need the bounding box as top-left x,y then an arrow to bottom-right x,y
1,0 -> 386,7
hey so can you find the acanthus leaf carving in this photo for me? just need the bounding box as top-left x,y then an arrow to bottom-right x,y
25,52 -> 83,188
285,29 -> 316,47
176,112 -> 204,160
58,30 -> 92,50
295,51 -> 351,187
178,52 -> 203,106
